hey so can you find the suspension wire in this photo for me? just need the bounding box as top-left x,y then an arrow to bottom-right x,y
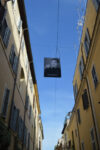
54,0 -> 60,118
55,0 -> 60,57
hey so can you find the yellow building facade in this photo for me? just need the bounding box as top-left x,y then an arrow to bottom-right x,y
0,0 -> 43,150
61,0 -> 100,150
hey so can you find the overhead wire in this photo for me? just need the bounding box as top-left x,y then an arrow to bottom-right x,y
54,0 -> 60,117
55,0 -> 60,57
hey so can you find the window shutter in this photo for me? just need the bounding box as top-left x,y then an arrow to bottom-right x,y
92,0 -> 99,11
3,26 -> 11,48
82,89 -> 89,110
2,88 -> 10,117
9,44 -> 15,66
73,82 -> 78,100
13,108 -> 19,131
79,57 -> 84,80
21,36 -> 25,51
0,3 -> 6,27
24,126 -> 27,145
86,29 -> 90,46
18,118 -> 23,140
10,102 -> 15,129
79,57 -> 84,79
25,95 -> 29,110
27,133 -> 30,150
13,56 -> 18,74
17,18 -> 22,33
29,105 -> 32,120
77,109 -> 81,124
92,66 -> 98,88
84,29 -> 90,57
12,0 -> 16,3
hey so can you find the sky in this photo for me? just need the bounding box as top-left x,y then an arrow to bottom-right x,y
24,0 -> 86,150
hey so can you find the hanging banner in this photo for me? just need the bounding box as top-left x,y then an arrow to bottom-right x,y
44,58 -> 61,77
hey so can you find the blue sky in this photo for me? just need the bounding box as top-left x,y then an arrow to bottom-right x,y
24,0 -> 86,150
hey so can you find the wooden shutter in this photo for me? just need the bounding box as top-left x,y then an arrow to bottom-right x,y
27,133 -> 30,150
29,105 -> 32,120
3,26 -> 11,48
82,89 -> 89,110
13,108 -> 19,131
0,3 -> 6,26
84,28 -> 90,57
18,117 -> 21,139
10,102 -> 15,129
92,0 -> 99,11
18,117 -> 23,140
77,109 -> 81,124
2,88 -> 10,117
92,66 -> 98,88
13,56 -> 18,74
17,19 -> 22,33
9,44 -> 15,66
24,126 -> 27,146
25,95 -> 29,110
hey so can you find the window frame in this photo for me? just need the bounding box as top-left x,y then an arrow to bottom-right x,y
1,86 -> 10,118
84,28 -> 90,57
79,56 -> 84,80
73,81 -> 78,100
91,65 -> 98,88
77,108 -> 81,124
90,128 -> 96,150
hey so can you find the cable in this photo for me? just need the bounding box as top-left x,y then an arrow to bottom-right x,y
55,0 -> 60,57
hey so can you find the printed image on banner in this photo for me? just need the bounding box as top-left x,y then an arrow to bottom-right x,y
44,58 -> 61,77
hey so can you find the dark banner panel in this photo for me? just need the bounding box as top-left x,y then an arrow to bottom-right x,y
44,58 -> 61,77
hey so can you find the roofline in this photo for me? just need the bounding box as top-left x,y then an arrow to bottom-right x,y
17,0 -> 36,84
72,0 -> 88,84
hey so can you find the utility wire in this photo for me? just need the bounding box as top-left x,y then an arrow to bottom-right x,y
55,0 -> 60,57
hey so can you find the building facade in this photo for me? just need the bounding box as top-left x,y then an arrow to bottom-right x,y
0,0 -> 43,150
59,0 -> 100,150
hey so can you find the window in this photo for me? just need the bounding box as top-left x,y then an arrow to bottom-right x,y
20,68 -> 25,81
81,142 -> 85,150
29,105 -> 32,120
79,57 -> 84,79
27,133 -> 30,150
0,19 -> 11,48
24,126 -> 27,146
82,89 -> 89,110
77,109 -> 81,124
25,55 -> 28,72
30,79 -> 33,93
1,88 -> 10,117
84,28 -> 90,57
9,44 -> 18,74
0,2 -> 6,27
10,103 -> 19,131
12,0 -> 16,7
75,129 -> 78,137
73,82 -> 78,100
92,66 -> 98,88
25,94 -> 29,110
21,36 -> 25,51
90,128 -> 96,150
92,0 -> 99,11
17,18 -> 22,34
18,117 -> 24,140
